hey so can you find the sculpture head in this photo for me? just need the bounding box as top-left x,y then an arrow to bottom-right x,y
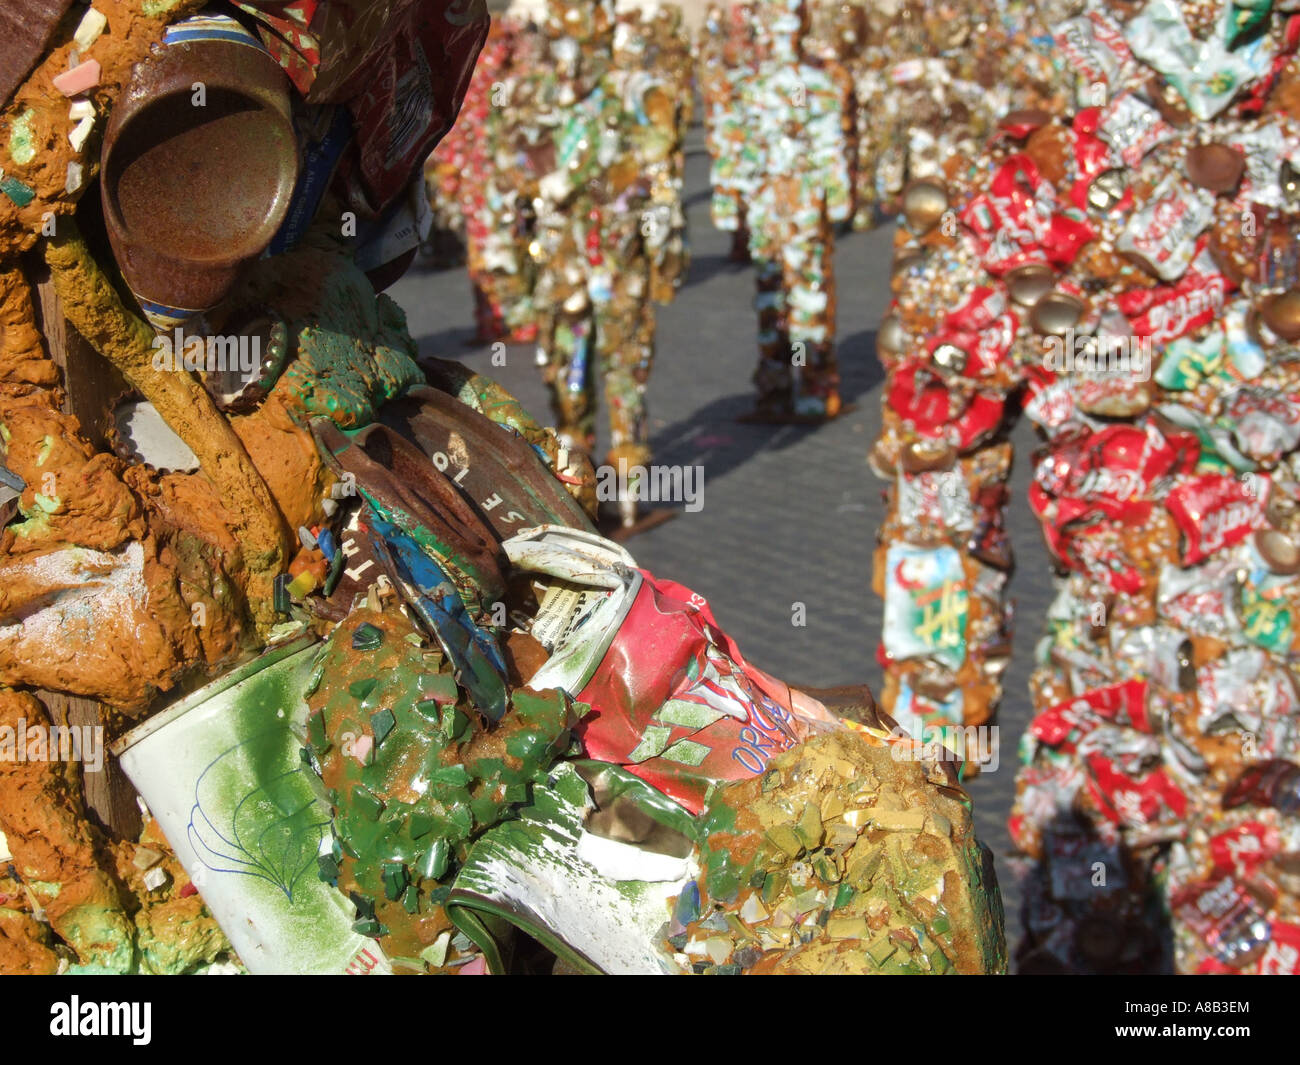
761,0 -> 808,61
544,0 -> 615,45
544,0 -> 615,88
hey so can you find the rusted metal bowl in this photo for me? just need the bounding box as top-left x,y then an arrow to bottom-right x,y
101,15 -> 300,330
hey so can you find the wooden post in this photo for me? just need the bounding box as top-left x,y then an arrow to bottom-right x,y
27,258 -> 140,841
31,259 -> 128,451
34,691 -> 142,841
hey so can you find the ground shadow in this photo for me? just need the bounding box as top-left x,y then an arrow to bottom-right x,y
682,251 -> 753,288
838,328 -> 885,397
645,329 -> 884,484
1013,806 -> 1175,975
683,187 -> 714,209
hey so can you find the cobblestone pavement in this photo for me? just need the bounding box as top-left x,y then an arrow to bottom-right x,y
391,126 -> 1056,967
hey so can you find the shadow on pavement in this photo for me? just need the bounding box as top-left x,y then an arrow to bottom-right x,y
838,327 -> 885,396
680,250 -> 751,287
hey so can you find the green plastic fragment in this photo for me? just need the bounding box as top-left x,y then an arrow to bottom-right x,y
0,176 -> 35,207
370,708 -> 396,747
419,837 -> 450,880
420,933 -> 452,969
322,545 -> 346,597
447,805 -> 473,838
317,854 -> 339,884
306,711 -> 330,755
351,917 -> 387,938
470,794 -> 505,827
426,765 -> 470,788
273,574 -> 291,614
505,729 -> 549,763
381,862 -> 409,901
351,622 -> 384,650
701,800 -> 736,837
1227,0 -> 1273,47
705,858 -> 741,905
440,706 -> 472,743
351,785 -> 384,822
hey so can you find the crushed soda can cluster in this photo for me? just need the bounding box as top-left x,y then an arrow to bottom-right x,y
0,0 -> 1007,976
290,520 -> 1006,974
872,0 -> 1300,973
